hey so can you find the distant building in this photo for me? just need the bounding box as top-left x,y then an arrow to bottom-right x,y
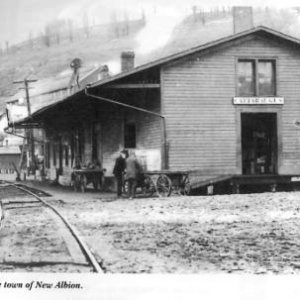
0,145 -> 21,180
0,110 -> 23,147
5,65 -> 108,176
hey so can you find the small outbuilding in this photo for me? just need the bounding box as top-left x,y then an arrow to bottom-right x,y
0,146 -> 21,180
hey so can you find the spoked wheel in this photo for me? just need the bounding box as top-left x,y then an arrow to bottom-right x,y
180,176 -> 192,196
92,177 -> 99,191
123,180 -> 129,195
183,182 -> 192,195
156,174 -> 172,197
142,175 -> 156,197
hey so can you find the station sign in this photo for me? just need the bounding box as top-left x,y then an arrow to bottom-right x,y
233,97 -> 284,105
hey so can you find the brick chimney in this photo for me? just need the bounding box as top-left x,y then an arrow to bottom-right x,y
121,51 -> 135,72
232,6 -> 253,34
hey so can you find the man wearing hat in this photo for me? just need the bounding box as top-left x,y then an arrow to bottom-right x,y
125,151 -> 141,199
113,150 -> 127,197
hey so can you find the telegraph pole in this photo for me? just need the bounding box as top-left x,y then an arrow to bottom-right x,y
13,78 -> 37,175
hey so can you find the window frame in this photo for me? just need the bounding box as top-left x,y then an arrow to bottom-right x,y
236,57 -> 278,97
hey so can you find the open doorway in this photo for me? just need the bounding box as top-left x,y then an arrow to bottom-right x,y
241,113 -> 277,175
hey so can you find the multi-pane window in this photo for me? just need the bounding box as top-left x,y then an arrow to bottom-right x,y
237,59 -> 276,96
237,60 -> 255,96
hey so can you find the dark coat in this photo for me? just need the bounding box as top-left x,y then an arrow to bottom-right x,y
125,156 -> 141,180
113,156 -> 126,177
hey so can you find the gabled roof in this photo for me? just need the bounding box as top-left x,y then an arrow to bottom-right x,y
6,65 -> 106,104
13,25 -> 300,126
90,25 -> 300,89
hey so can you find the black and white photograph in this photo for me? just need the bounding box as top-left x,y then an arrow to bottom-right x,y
1,0 -> 300,299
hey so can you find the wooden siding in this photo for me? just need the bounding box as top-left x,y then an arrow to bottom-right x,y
136,95 -> 162,150
42,87 -> 163,179
91,95 -> 162,175
101,109 -> 124,176
162,36 -> 300,175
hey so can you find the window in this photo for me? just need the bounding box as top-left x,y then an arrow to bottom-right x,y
237,59 -> 276,96
237,60 -> 255,96
124,122 -> 136,148
258,60 -> 276,96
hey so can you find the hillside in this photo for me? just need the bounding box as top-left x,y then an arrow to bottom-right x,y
1,7 -> 300,110
0,19 -> 145,100
153,8 -> 300,60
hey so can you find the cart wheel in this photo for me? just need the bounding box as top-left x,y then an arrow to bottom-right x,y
183,182 -> 192,195
123,180 -> 129,195
156,174 -> 172,197
80,175 -> 87,193
143,175 -> 156,197
93,179 -> 98,191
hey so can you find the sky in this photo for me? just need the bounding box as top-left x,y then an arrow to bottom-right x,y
1,0 -> 300,46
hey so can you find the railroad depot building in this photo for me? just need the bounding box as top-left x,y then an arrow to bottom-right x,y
12,25 -> 300,190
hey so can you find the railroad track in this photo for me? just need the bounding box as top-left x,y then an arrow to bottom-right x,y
0,181 -> 104,273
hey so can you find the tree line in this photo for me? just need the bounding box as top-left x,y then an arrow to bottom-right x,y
0,9 -> 146,55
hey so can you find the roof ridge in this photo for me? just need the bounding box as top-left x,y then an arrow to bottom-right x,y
90,25 -> 300,88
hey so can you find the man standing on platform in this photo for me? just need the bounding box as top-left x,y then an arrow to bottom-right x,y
125,151 -> 141,199
113,150 -> 127,198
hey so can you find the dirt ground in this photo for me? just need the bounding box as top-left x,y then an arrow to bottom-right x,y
46,189 -> 300,274
3,181 -> 300,274
0,186 -> 92,272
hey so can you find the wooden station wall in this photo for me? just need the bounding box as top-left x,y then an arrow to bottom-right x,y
161,34 -> 300,175
43,89 -> 162,180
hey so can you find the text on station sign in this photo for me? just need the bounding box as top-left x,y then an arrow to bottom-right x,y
233,97 -> 284,105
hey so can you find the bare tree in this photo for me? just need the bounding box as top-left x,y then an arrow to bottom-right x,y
141,9 -> 146,25
5,41 -> 9,54
123,11 -> 129,36
192,6 -> 197,22
83,12 -> 90,38
110,12 -> 119,38
28,31 -> 33,49
44,25 -> 51,47
55,23 -> 60,45
68,19 -> 74,42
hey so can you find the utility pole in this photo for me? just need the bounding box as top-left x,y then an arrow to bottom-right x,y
13,78 -> 38,175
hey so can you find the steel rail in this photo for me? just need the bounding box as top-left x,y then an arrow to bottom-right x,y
0,182 -> 104,273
